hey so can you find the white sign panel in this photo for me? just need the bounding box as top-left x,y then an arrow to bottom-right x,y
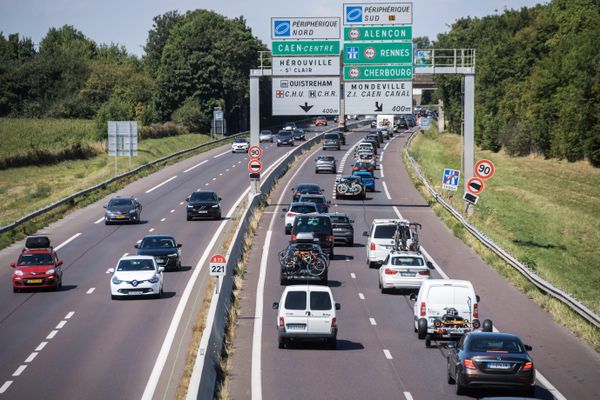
108,121 -> 138,156
343,3 -> 413,25
273,77 -> 340,116
271,17 -> 341,39
344,81 -> 413,114
272,56 -> 340,76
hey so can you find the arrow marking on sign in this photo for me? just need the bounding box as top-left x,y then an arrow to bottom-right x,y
374,102 -> 383,112
299,102 -> 314,113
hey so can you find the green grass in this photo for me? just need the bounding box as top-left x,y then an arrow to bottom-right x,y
409,126 -> 600,315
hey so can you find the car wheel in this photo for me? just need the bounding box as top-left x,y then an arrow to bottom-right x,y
111,295 -> 117,300
417,318 -> 428,339
105,220 -> 110,225
278,336 -> 286,349
447,359 -> 456,384
13,287 -> 19,293
455,374 -> 466,396
216,212 -> 222,220
187,215 -> 192,221
425,334 -> 432,348
482,319 -> 493,332
326,338 -> 337,350
348,240 -> 354,247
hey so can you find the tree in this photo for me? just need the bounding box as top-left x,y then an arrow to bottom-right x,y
143,11 -> 183,78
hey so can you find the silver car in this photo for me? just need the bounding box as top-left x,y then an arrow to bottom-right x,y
315,155 -> 337,174
259,130 -> 274,142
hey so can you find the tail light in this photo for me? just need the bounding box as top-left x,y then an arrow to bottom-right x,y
279,317 -> 285,328
418,270 -> 430,276
287,212 -> 296,217
420,302 -> 426,317
463,359 -> 476,370
331,317 -> 337,328
384,268 -> 396,275
291,234 -> 296,242
522,361 -> 533,371
473,303 -> 479,319
370,242 -> 376,251
327,235 -> 334,242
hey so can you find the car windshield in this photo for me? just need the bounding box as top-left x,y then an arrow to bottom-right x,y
140,237 -> 175,249
354,172 -> 372,178
468,337 -> 525,354
329,215 -> 349,224
391,257 -> 424,266
300,196 -> 325,204
191,192 -> 217,201
278,131 -> 292,137
17,253 -> 53,266
109,199 -> 133,207
260,131 -> 271,135
284,291 -> 306,310
290,205 -> 317,213
117,259 -> 155,271
373,224 -> 398,239
234,138 -> 247,143
310,291 -> 332,311
294,216 -> 331,233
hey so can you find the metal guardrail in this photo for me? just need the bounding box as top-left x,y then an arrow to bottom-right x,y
404,129 -> 600,329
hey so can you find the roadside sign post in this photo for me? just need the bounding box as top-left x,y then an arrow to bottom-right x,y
209,254 -> 226,294
108,121 -> 138,177
442,168 -> 460,191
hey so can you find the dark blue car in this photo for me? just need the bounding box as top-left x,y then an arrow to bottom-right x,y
352,171 -> 375,191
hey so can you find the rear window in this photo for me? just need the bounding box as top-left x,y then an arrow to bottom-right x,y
324,133 -> 338,139
284,291 -> 306,310
391,257 -> 424,266
329,216 -> 349,224
300,196 -> 325,204
294,216 -> 332,233
310,292 -> 332,311
290,204 -> 317,214
468,338 -> 525,353
427,286 -> 455,305
373,224 -> 397,239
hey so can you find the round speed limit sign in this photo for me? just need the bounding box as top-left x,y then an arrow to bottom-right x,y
474,159 -> 495,180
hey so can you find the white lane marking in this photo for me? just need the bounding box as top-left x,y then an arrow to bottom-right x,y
350,273 -> 356,279
180,201 -> 184,205
226,169 -> 230,172
382,181 -> 392,200
205,183 -> 210,186
219,173 -> 223,176
35,342 -> 47,352
86,288 -> 95,294
384,142 -> 390,151
380,165 -> 385,178
403,392 -> 414,400
149,228 -> 155,232
383,349 -> 393,359
213,150 -> 230,158
65,311 -> 75,319
12,365 -> 27,377
358,292 -> 365,300
369,318 -> 377,326
170,209 -> 175,213
145,175 -> 177,194
136,239 -> 142,244
25,352 -> 38,363
184,159 -> 208,173
54,233 -> 82,251
212,177 -> 217,181
105,269 -> 112,274
232,165 -> 236,168
46,331 -> 58,340
56,320 -> 67,329
122,252 -> 129,257
94,217 -> 104,224
160,218 -> 166,222
0,381 -> 13,394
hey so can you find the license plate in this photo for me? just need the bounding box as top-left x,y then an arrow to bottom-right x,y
333,228 -> 343,231
128,291 -> 143,295
287,324 -> 306,330
116,215 -> 125,219
486,362 -> 512,369
400,272 -> 416,277
196,210 -> 208,214
27,279 -> 43,284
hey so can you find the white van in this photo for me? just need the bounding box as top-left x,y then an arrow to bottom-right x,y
411,279 -> 492,347
273,285 -> 340,349
364,219 -> 411,267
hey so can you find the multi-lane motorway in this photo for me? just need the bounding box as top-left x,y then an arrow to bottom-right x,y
228,126 -> 600,399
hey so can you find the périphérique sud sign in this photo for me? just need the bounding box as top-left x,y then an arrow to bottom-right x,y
343,3 -> 413,25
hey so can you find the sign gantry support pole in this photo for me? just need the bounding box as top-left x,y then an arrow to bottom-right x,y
463,73 -> 475,192
250,69 -> 271,196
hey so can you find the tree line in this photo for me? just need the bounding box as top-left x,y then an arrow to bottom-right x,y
0,9 -> 267,136
433,0 -> 600,167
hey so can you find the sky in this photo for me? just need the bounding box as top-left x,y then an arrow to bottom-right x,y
0,0 -> 546,56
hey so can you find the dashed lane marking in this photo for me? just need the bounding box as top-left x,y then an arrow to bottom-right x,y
170,209 -> 175,213
350,273 -> 356,279
55,233 -> 82,251
0,381 -> 13,394
94,217 -> 104,224
24,352 -> 38,363
86,288 -> 95,294
46,331 -> 58,340
145,176 -> 177,194
403,392 -> 414,400
35,342 -> 47,352
383,349 -> 393,360
149,228 -> 155,232
184,159 -> 208,173
65,311 -> 74,319
213,150 -> 230,159
369,318 -> 377,326
160,218 -> 166,222
56,321 -> 67,329
358,293 -> 365,300
12,366 -> 26,377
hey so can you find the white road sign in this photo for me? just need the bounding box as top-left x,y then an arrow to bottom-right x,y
272,17 -> 341,39
273,77 -> 340,116
272,56 -> 340,76
343,3 -> 413,25
344,81 -> 412,115
108,121 -> 138,156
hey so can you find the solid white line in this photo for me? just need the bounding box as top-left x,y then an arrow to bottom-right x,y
382,181 -> 392,200
46,331 -> 58,340
380,165 -> 385,178
35,342 -> 47,352
56,320 -> 67,329
65,311 -> 75,319
384,142 -> 390,151
160,218 -> 166,222
12,365 -> 27,377
184,159 -> 208,173
94,217 -> 104,224
149,228 -> 155,232
403,392 -> 414,400
358,293 -> 365,300
536,372 -> 568,400
213,150 -> 230,158
0,381 -> 12,394
350,273 -> 356,279
145,175 -> 177,194
369,318 -> 377,326
54,233 -> 82,251
86,288 -> 95,294
25,352 -> 38,363
383,349 -> 393,359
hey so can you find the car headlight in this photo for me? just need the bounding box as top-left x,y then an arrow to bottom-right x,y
168,253 -> 178,257
211,204 -> 219,208
46,268 -> 55,275
148,274 -> 160,284
112,276 -> 123,285
129,209 -> 137,214
14,270 -> 24,276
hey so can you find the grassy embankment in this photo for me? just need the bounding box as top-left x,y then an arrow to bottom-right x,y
406,125 -> 600,350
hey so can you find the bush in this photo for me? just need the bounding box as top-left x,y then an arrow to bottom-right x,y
171,97 -> 204,133
138,122 -> 188,139
95,96 -> 134,136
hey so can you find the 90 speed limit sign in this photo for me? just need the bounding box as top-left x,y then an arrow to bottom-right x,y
474,159 -> 495,180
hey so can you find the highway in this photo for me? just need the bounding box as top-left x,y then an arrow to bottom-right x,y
228,126 -> 600,400
0,123 -> 330,399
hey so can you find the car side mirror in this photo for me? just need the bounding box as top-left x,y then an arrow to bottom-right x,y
219,197 -> 222,201
158,267 -> 165,273
57,260 -> 63,266
107,268 -> 115,274
427,261 -> 434,269
320,189 -> 324,192
476,295 -> 481,303
335,303 -> 341,310
134,244 -> 139,249
177,243 -> 182,248
409,293 -> 417,301
185,197 -> 190,202
272,302 -> 279,309
291,188 -> 295,192
524,344 -> 532,351
10,262 -> 16,268
350,220 -> 355,223
362,231 -> 368,237
103,205 -> 107,209
282,208 -> 288,212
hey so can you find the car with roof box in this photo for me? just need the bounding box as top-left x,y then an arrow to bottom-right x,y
11,236 -> 63,292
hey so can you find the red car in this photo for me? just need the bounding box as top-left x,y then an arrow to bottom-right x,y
11,236 -> 63,292
314,116 -> 328,126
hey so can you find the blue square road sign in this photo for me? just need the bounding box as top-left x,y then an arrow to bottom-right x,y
273,20 -> 291,37
442,168 -> 460,191
346,6 -> 363,23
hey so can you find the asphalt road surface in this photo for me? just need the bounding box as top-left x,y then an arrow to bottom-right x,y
228,127 -> 600,400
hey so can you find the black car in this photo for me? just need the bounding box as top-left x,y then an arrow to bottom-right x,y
135,235 -> 182,271
186,191 -> 221,220
328,212 -> 354,246
366,133 -> 382,145
292,129 -> 306,141
291,215 -> 334,259
447,332 -> 536,396
335,176 -> 366,200
397,118 -> 409,130
277,130 -> 294,146
104,197 -> 142,225
291,183 -> 323,202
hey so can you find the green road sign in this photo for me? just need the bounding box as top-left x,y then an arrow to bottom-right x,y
272,40 -> 340,56
344,42 -> 412,64
344,26 -> 412,41
344,65 -> 413,80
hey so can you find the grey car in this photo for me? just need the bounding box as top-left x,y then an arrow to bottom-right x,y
315,155 -> 337,174
323,132 -> 341,150
259,130 -> 274,143
104,197 -> 142,225
328,212 -> 354,246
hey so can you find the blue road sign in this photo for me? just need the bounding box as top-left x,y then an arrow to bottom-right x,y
346,46 -> 359,61
421,117 -> 430,128
442,168 -> 460,191
273,20 -> 291,37
346,6 -> 363,23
